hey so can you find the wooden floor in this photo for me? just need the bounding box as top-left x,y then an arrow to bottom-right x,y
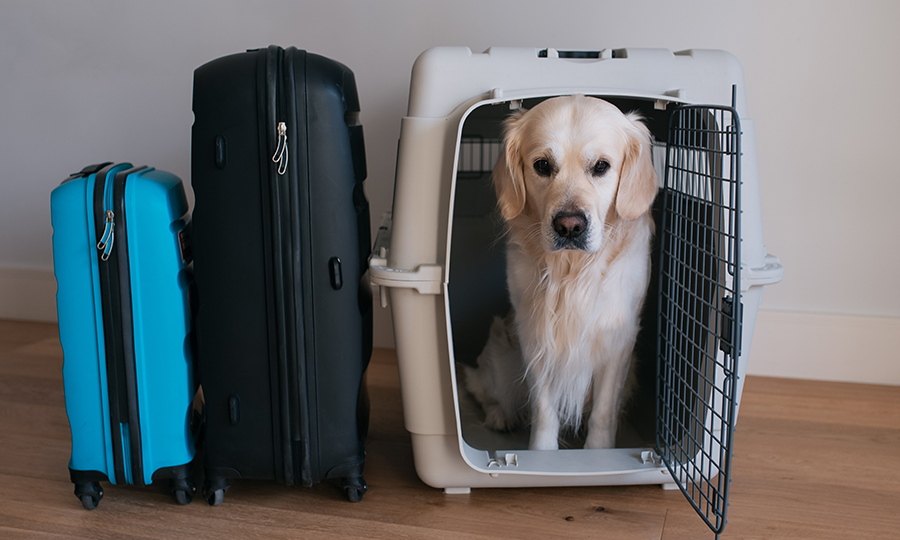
1,319 -> 898,539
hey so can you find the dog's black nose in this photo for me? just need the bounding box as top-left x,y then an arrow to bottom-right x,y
553,212 -> 587,239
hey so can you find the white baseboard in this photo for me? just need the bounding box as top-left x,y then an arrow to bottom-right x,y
0,267 -> 58,322
747,309 -> 900,386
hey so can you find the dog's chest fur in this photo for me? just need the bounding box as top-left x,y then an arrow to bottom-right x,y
505,215 -> 652,425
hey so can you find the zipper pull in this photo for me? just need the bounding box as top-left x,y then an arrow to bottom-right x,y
272,121 -> 288,175
97,210 -> 115,261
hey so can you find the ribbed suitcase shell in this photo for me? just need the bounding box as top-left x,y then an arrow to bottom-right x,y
191,46 -> 371,504
51,163 -> 195,509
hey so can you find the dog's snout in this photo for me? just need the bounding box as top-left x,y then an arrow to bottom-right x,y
553,212 -> 588,240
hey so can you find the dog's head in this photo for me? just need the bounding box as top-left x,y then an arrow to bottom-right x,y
494,95 -> 658,254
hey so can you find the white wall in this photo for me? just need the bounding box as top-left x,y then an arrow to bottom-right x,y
2,0 -> 897,384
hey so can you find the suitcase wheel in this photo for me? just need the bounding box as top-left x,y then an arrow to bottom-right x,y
204,488 -> 225,506
74,482 -> 103,510
174,489 -> 192,505
202,477 -> 229,506
171,477 -> 196,505
341,476 -> 367,503
81,494 -> 99,510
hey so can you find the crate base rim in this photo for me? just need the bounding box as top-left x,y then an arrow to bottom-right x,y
410,433 -> 675,490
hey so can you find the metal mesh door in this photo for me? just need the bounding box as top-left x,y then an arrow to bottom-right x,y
657,103 -> 742,535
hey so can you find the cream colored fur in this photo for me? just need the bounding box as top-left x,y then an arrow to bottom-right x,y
463,95 -> 657,450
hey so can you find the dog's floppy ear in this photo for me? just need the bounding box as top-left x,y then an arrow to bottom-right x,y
494,110 -> 527,221
616,113 -> 659,220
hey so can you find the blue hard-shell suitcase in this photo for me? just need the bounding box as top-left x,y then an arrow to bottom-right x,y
51,162 -> 197,509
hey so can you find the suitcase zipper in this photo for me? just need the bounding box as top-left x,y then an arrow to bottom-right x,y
272,121 -> 288,175
112,166 -> 148,487
275,48 -> 298,486
92,164 -> 148,487
92,164 -> 129,486
265,45 -> 296,486
97,172 -> 117,260
97,210 -> 115,261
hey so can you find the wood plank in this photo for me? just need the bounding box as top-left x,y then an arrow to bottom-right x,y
0,527 -> 84,540
739,375 -> 900,429
0,349 -> 65,380
0,320 -> 58,351
0,401 -> 70,441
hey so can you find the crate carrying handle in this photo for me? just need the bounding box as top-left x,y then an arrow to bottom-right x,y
741,253 -> 784,291
368,212 -> 443,307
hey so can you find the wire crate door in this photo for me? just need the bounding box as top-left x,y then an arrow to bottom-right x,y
656,104 -> 742,535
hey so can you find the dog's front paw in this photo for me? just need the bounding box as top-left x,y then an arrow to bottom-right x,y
529,431 -> 560,451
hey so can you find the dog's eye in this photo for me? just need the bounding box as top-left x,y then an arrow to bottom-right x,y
533,159 -> 552,177
592,159 -> 610,177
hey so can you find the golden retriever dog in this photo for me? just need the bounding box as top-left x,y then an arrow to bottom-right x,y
463,95 -> 658,450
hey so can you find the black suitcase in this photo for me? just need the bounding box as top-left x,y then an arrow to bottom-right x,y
190,46 -> 372,505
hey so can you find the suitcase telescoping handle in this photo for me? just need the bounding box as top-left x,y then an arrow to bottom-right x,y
368,212 -> 442,308
68,162 -> 114,179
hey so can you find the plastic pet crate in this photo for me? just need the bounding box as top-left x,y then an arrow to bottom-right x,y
370,47 -> 784,534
